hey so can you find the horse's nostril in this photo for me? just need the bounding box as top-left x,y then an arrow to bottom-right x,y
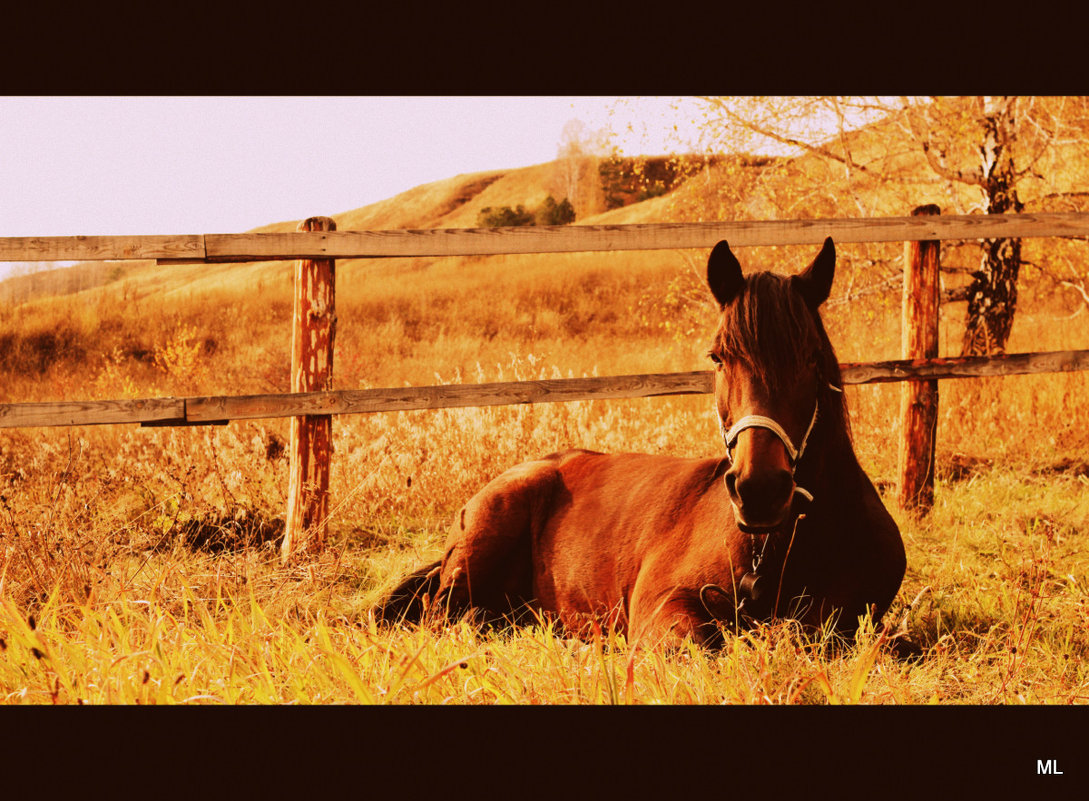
724,470 -> 739,502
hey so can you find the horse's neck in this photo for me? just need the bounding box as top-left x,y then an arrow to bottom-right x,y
796,422 -> 867,508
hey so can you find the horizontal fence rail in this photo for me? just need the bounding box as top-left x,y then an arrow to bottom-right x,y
3,212 -> 1089,264
3,350 -> 1087,430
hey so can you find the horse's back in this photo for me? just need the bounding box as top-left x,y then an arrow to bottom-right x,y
544,449 -> 727,529
373,452 -> 592,627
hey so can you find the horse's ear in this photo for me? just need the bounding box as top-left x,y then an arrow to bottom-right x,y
707,240 -> 744,308
795,237 -> 835,309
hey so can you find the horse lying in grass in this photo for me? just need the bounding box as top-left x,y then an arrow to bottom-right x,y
375,238 -> 906,648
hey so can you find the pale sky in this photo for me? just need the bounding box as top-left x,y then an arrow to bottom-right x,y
0,96 -> 704,279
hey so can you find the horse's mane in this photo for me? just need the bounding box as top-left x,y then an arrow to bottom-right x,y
714,271 -> 851,444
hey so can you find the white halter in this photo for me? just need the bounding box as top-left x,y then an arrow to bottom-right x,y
720,402 -> 819,468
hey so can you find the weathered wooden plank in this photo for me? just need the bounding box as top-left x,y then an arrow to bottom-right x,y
840,350 -> 1089,384
200,212 -> 1089,261
185,351 -> 1089,424
185,371 -> 715,422
3,351 -> 1087,429
4,213 -> 1088,264
0,235 -> 205,262
0,397 -> 184,428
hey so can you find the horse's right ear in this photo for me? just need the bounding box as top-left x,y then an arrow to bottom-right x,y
795,237 -> 836,309
707,240 -> 744,308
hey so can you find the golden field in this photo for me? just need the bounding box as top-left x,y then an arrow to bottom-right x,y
1,149 -> 1088,704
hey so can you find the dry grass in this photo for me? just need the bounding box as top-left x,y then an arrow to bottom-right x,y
2,415 -> 1087,704
2,232 -> 1088,705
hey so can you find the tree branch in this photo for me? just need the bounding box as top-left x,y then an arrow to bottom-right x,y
1023,258 -> 1089,311
1032,191 -> 1089,210
897,97 -> 985,188
697,97 -> 881,178
1062,279 -> 1089,309
919,140 -> 984,187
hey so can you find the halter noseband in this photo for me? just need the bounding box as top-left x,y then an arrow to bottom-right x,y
720,403 -> 818,469
717,382 -> 842,517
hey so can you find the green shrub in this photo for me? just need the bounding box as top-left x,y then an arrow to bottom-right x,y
477,196 -> 576,228
535,195 -> 576,226
477,204 -> 535,227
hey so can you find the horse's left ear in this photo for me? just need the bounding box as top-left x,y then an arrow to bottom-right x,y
795,237 -> 835,309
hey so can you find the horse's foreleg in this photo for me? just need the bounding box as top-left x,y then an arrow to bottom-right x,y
628,578 -> 725,650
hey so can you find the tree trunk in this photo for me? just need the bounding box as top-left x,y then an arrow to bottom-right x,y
962,97 -> 1024,356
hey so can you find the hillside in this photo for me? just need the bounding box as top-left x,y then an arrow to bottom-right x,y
2,100 -> 1087,402
0,156 -> 684,305
6,97 -> 1089,309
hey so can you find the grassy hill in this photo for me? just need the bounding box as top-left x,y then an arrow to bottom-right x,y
0,153 -> 718,304
1,134 -> 1086,400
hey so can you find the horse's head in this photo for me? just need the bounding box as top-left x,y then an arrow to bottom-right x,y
706,237 -> 843,533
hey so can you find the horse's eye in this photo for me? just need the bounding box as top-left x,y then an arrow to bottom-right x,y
707,351 -> 724,367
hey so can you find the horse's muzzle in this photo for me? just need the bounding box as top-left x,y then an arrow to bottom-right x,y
725,464 -> 795,533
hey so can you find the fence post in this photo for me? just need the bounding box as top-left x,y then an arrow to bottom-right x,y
282,216 -> 337,564
898,204 -> 941,514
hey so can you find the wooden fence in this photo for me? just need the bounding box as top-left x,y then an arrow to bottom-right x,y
4,211 -> 1089,263
3,211 -> 1089,561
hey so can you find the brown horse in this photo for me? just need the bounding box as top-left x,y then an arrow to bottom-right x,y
375,238 -> 906,648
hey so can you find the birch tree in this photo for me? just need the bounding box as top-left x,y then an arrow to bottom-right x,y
555,119 -> 609,218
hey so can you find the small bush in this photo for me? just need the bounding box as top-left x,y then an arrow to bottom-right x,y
535,195 -> 576,226
477,196 -> 575,228
0,325 -> 88,376
477,204 -> 535,227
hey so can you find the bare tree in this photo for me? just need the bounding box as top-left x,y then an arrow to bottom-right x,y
909,96 -> 1025,354
693,96 -> 1089,355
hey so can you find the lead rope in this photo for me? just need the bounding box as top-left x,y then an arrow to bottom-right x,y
699,505 -> 808,629
698,522 -> 773,628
